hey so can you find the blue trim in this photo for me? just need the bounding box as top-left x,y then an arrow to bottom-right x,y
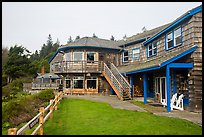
167,63 -> 194,68
130,75 -> 134,97
110,87 -> 114,95
132,48 -> 140,58
143,5 -> 202,46
126,45 -> 197,75
166,65 -> 171,112
48,50 -> 60,64
143,73 -> 148,104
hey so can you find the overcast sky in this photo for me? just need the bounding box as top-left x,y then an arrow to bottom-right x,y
2,2 -> 202,53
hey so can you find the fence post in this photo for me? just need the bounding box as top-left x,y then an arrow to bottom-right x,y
55,95 -> 58,110
8,128 -> 17,135
38,107 -> 44,135
49,99 -> 53,119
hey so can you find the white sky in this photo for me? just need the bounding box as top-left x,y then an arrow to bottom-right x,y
2,2 -> 202,53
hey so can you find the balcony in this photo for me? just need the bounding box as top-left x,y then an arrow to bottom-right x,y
52,61 -> 103,74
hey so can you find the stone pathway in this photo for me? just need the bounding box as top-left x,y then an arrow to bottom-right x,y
63,95 -> 202,126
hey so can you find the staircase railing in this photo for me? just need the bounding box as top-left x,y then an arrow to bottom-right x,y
110,63 -> 131,96
103,63 -> 124,97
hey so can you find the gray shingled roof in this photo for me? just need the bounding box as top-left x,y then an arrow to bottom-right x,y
117,23 -> 171,46
117,46 -> 195,74
60,37 -> 122,50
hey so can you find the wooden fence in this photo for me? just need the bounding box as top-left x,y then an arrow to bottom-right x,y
8,91 -> 63,135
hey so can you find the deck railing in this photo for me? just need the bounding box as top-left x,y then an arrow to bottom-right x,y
53,60 -> 103,73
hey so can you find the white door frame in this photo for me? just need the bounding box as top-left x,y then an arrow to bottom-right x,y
155,77 -> 167,103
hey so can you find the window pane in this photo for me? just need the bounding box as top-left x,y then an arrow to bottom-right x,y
124,51 -> 128,56
87,52 -> 95,62
63,52 -> 71,61
149,50 -> 152,56
124,56 -> 128,61
74,52 -> 83,61
167,40 -> 173,49
167,33 -> 172,41
175,36 -> 182,46
174,27 -> 181,37
87,80 -> 96,89
65,80 -> 71,88
74,80 -> 83,88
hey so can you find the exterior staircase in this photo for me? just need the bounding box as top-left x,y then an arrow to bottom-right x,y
102,63 -> 132,101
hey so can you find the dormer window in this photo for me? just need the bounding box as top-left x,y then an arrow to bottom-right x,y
147,41 -> 157,57
132,48 -> 140,58
165,26 -> 182,50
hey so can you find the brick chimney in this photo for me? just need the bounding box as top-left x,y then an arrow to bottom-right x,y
41,65 -> 44,76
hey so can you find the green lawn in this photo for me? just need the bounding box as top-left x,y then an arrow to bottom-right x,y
43,98 -> 202,135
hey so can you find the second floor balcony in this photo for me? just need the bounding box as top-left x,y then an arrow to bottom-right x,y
51,61 -> 103,74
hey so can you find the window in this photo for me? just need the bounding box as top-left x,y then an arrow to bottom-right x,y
132,48 -> 140,58
123,51 -> 129,62
73,52 -> 84,61
147,41 -> 157,57
174,27 -> 182,46
165,26 -> 182,50
63,52 -> 71,61
166,32 -> 173,49
65,79 -> 71,88
73,76 -> 84,89
86,77 -> 97,89
87,52 -> 97,63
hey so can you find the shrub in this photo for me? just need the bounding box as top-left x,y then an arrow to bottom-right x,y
2,89 -> 55,127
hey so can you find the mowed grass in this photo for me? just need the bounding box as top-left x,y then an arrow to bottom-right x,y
43,98 -> 202,135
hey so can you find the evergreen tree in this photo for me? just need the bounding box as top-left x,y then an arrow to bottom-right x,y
67,36 -> 73,43
93,33 -> 98,38
75,35 -> 80,40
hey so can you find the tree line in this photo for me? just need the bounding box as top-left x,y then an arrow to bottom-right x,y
2,34 -> 60,86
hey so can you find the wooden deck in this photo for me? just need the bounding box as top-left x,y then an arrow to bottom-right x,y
63,88 -> 98,95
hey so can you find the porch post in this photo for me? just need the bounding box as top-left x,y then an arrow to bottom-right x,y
166,65 -> 171,112
143,73 -> 147,104
130,75 -> 134,98
173,70 -> 177,94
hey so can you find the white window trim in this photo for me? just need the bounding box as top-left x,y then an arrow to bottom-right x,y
123,50 -> 129,62
166,32 -> 173,50
132,48 -> 140,58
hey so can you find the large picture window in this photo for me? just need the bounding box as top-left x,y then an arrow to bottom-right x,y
87,52 -> 97,63
123,51 -> 129,62
73,52 -> 84,61
73,76 -> 84,89
166,32 -> 173,49
132,48 -> 140,58
174,27 -> 182,46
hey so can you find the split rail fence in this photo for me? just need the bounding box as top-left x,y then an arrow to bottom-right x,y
8,91 -> 63,135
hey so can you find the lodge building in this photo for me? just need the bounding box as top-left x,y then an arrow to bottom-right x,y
48,5 -> 202,112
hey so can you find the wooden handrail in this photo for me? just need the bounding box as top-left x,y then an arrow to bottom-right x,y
10,91 -> 63,135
